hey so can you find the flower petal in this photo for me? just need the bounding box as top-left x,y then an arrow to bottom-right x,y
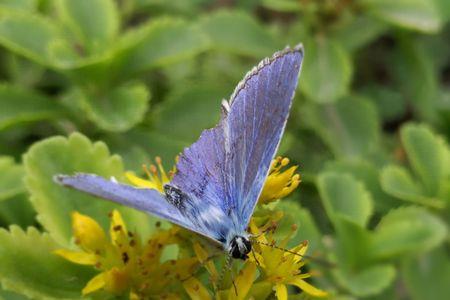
109,210 -> 128,247
229,263 -> 257,300
274,284 -> 288,300
72,211 -> 107,252
288,277 -> 328,297
82,272 -> 106,295
125,171 -> 158,189
182,277 -> 212,300
193,242 -> 218,279
53,249 -> 97,265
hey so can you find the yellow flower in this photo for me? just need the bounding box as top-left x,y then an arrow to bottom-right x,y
249,221 -> 328,299
55,210 -> 198,298
125,156 -> 175,192
259,157 -> 301,204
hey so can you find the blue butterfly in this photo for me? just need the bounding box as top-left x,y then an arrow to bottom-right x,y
55,45 -> 304,261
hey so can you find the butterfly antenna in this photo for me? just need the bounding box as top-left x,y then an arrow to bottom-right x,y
251,247 -> 260,266
254,240 -> 335,268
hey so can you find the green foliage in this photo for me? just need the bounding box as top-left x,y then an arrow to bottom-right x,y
0,0 -> 448,299
0,226 -> 93,299
24,132 -> 153,246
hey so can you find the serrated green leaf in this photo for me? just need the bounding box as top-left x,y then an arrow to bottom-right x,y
23,132 -> 152,246
118,18 -> 208,76
0,156 -> 24,201
81,82 -> 150,132
372,206 -> 447,259
199,10 -> 280,57
302,96 -> 379,159
300,37 -> 352,103
317,172 -> 373,227
363,0 -> 442,33
401,124 -> 449,197
0,226 -> 94,299
402,246 -> 450,300
0,9 -> 68,66
0,85 -> 63,130
57,0 -> 119,53
380,165 -> 445,208
334,264 -> 396,297
154,84 -> 226,143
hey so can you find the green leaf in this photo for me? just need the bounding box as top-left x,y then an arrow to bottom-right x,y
199,10 -> 280,57
402,246 -> 450,300
106,129 -> 187,171
57,0 -> 119,53
360,84 -> 407,122
392,35 -> 439,121
0,194 -> 35,228
154,83 -> 226,143
0,0 -> 36,11
363,0 -> 442,33
372,206 -> 447,259
0,9 -> 66,66
81,82 -> 150,132
23,132 -> 152,246
401,124 -> 449,197
302,96 -> 379,158
325,160 -> 400,213
118,17 -> 208,76
300,37 -> 352,103
334,264 -> 396,297
380,165 -> 445,208
0,288 -> 30,300
261,0 -> 301,12
317,172 -> 373,227
0,226 -> 94,299
333,16 -> 387,52
0,85 -> 63,130
334,216 -> 372,268
0,156 -> 24,201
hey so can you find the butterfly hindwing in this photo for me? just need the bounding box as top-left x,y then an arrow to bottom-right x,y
54,174 -> 216,240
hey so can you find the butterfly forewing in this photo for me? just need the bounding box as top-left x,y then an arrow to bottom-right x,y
171,45 -> 304,239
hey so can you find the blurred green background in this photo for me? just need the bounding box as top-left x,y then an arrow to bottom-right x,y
0,0 -> 449,299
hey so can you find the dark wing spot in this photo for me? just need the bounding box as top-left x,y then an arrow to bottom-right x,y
164,184 -> 187,209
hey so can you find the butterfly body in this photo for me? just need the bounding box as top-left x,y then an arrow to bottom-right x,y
55,44 -> 304,260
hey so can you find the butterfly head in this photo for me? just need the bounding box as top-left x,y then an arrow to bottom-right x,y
228,235 -> 252,260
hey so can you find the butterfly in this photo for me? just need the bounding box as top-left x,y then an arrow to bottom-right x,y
55,44 -> 304,261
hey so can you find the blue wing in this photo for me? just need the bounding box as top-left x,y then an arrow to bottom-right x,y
54,174 -> 222,243
171,45 -> 304,237
54,45 -> 303,245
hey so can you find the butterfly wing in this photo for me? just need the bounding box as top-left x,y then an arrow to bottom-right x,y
54,174 -> 219,242
171,45 -> 304,236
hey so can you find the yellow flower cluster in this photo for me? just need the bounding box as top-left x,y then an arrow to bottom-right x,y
55,156 -> 327,299
55,210 -> 198,298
